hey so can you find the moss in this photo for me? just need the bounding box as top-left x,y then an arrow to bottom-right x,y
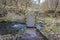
0,18 -> 17,23
44,18 -> 52,24
0,19 -> 3,22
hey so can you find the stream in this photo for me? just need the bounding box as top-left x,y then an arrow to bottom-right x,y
0,22 -> 26,35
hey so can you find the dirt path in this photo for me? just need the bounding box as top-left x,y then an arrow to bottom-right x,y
17,28 -> 46,40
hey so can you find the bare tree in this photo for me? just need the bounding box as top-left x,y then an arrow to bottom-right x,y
0,0 -> 7,17
54,0 -> 59,17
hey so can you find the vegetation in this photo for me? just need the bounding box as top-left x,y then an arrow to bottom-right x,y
0,0 -> 60,40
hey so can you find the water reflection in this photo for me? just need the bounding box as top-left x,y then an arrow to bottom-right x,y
36,23 -> 45,30
0,22 -> 26,35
